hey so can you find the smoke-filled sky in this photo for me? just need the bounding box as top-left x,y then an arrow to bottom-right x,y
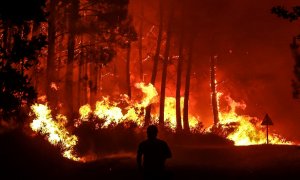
129,0 -> 300,141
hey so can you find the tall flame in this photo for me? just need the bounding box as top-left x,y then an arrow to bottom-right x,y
29,82 -> 294,162
30,104 -> 81,161
76,82 -> 200,130
216,95 -> 293,145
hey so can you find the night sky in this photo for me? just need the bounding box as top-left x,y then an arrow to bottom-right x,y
130,0 -> 300,141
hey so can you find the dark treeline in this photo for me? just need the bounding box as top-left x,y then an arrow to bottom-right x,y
272,5 -> 300,99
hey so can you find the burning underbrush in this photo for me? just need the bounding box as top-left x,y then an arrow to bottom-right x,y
27,82 -> 295,162
209,95 -> 293,146
73,121 -> 144,161
29,105 -> 209,162
73,118 -> 233,160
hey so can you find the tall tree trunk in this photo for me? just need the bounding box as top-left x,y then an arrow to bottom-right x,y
66,0 -> 79,119
31,23 -> 40,89
83,52 -> 88,104
89,44 -> 95,105
93,58 -> 99,100
159,2 -> 174,127
176,32 -> 184,132
81,13 -> 88,105
138,0 -> 144,81
183,41 -> 194,132
144,0 -> 163,126
126,43 -> 132,98
47,0 -> 56,106
210,56 -> 219,125
77,36 -> 84,108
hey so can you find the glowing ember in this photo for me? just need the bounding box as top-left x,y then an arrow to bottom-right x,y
215,95 -> 293,146
50,82 -> 59,90
37,95 -> 47,102
30,104 -> 81,161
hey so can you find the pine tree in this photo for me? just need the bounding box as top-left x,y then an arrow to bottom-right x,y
0,0 -> 47,122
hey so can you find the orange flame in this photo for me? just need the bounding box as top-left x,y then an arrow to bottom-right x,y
78,104 -> 92,121
151,97 -> 199,131
76,82 -> 201,130
29,82 -> 294,162
30,104 -> 81,161
215,95 -> 293,145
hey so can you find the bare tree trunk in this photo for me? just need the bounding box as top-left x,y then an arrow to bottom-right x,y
93,59 -> 99,100
183,41 -> 194,132
126,43 -> 132,98
31,23 -> 40,89
83,53 -> 88,104
159,2 -> 174,127
176,33 -> 184,132
138,0 -> 144,81
89,44 -> 95,105
144,0 -> 163,126
77,36 -> 84,108
210,56 -> 219,125
47,0 -> 56,106
66,0 -> 79,119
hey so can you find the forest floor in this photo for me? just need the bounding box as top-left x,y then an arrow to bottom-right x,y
1,130 -> 300,180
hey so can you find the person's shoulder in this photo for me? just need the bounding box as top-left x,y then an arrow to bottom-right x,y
156,138 -> 168,145
139,139 -> 148,146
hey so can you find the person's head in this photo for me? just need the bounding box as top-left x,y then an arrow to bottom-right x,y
147,125 -> 158,139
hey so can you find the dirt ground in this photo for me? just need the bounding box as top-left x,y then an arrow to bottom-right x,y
1,131 -> 300,180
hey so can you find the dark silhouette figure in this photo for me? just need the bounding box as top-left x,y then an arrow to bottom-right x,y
137,125 -> 172,179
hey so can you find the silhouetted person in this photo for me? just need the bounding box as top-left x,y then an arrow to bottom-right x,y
137,125 -> 172,179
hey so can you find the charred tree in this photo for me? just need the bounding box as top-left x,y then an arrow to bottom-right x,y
138,0 -> 144,81
65,0 -> 79,119
118,17 -> 137,99
126,42 -> 132,98
89,39 -> 96,106
210,56 -> 220,125
77,36 -> 84,108
46,0 -> 57,107
176,33 -> 184,132
159,2 -> 174,127
175,3 -> 186,132
144,0 -> 163,126
93,51 -> 100,103
183,41 -> 194,132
